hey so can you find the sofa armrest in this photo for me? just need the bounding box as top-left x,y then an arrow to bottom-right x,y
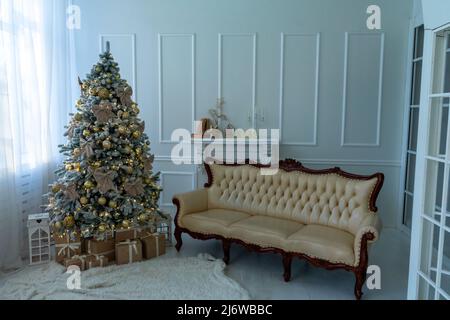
353,214 -> 382,266
172,189 -> 208,222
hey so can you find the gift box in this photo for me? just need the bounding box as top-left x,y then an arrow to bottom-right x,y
63,254 -> 90,271
54,233 -> 82,263
63,254 -> 108,271
86,254 -> 108,269
115,239 -> 142,265
86,238 -> 115,262
141,233 -> 166,260
115,227 -> 153,243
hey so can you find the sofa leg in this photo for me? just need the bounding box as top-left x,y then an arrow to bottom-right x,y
354,268 -> 367,300
282,254 -> 292,282
174,227 -> 183,252
222,240 -> 231,264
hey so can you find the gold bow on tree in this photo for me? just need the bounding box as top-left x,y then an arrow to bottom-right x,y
92,101 -> 115,123
116,85 -> 133,107
142,155 -> 154,172
93,169 -> 117,194
66,123 -> 77,138
138,121 -> 145,134
123,179 -> 144,197
62,184 -> 79,202
80,138 -> 95,159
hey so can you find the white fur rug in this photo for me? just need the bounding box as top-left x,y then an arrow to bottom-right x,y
0,254 -> 250,300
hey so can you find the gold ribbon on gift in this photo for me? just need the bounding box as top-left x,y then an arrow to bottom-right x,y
56,242 -> 81,258
141,232 -> 162,257
118,240 -> 138,263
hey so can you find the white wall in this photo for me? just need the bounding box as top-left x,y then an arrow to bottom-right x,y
73,0 -> 413,228
422,0 -> 450,30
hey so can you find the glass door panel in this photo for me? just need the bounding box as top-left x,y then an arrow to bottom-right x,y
402,25 -> 425,229
412,28 -> 450,300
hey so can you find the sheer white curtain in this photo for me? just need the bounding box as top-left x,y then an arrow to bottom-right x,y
0,0 -> 77,270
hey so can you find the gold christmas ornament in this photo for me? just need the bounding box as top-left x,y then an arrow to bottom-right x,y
63,215 -> 75,228
65,164 -> 73,171
92,161 -> 101,169
118,126 -> 127,135
98,223 -> 107,233
83,129 -> 91,137
89,88 -> 98,96
54,221 -> 62,230
121,111 -> 129,119
74,113 -> 83,121
108,200 -> 117,208
122,219 -> 130,229
80,197 -> 88,205
138,213 -> 148,223
102,140 -> 112,150
132,131 -> 141,139
98,197 -> 107,206
52,184 -> 61,193
98,88 -> 110,99
84,180 -> 94,189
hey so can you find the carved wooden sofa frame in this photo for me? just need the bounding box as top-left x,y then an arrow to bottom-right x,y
173,159 -> 384,300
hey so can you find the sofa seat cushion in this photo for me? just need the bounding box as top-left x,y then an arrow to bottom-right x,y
285,224 -> 355,265
228,216 -> 304,249
180,209 -> 251,237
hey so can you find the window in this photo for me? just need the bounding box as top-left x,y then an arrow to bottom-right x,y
402,25 -> 424,229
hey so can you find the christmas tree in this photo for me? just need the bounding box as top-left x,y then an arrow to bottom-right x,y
47,44 -> 162,239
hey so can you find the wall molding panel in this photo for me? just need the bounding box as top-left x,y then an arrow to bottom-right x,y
218,33 -> 257,128
158,33 -> 196,144
341,32 -> 385,147
153,155 -> 401,167
279,32 -> 320,146
99,34 -> 137,99
159,171 -> 196,207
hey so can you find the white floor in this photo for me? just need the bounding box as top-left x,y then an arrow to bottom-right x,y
167,228 -> 411,300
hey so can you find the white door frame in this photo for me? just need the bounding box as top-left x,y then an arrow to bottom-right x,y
408,23 -> 450,300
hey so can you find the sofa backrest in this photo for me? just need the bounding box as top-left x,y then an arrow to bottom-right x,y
206,161 -> 383,236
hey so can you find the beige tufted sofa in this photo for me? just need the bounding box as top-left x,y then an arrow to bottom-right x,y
173,160 -> 384,299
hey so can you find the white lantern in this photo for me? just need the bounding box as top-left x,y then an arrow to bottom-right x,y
27,213 -> 51,265
156,212 -> 173,246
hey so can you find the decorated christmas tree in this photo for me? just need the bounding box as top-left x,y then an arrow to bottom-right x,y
47,44 -> 162,239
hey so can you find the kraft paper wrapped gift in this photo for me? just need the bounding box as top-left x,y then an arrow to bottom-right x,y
86,238 -> 115,262
63,254 -> 108,271
115,227 -> 153,243
54,233 -> 82,263
115,240 -> 142,265
141,233 -> 166,260
86,254 -> 108,269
